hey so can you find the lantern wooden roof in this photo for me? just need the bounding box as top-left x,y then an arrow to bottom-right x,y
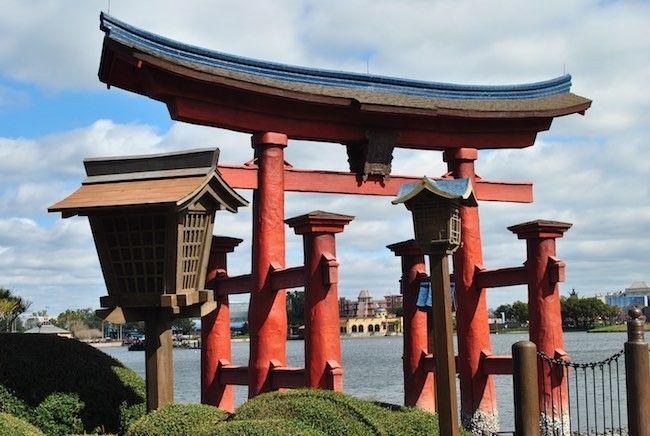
49,148 -> 248,216
98,13 -> 591,150
392,177 -> 478,207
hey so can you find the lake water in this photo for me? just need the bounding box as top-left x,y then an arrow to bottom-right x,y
102,331 -> 629,431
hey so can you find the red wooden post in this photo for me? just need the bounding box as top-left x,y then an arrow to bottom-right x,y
248,132 -> 288,397
286,211 -> 353,390
201,236 -> 242,411
444,148 -> 499,432
509,220 -> 571,431
387,239 -> 435,413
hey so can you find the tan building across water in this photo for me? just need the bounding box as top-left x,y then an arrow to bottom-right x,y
339,290 -> 402,336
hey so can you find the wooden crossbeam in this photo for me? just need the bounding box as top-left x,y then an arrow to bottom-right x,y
270,360 -> 306,389
270,265 -> 305,290
214,274 -> 252,296
214,265 -> 305,296
475,266 -> 527,289
481,353 -> 513,375
218,165 -> 532,203
218,360 -> 249,386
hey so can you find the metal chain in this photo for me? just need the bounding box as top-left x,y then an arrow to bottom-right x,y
537,349 -> 624,369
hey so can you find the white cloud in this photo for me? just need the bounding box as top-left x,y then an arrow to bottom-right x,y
0,0 -> 649,314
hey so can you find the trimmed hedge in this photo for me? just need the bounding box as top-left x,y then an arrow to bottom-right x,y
0,413 -> 43,436
0,334 -> 145,434
0,385 -> 29,419
31,393 -> 84,436
234,389 -> 441,435
205,419 -> 325,435
234,389 -> 381,434
126,403 -> 228,436
122,391 -> 447,435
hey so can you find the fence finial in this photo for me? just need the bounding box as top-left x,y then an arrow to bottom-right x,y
627,306 -> 646,343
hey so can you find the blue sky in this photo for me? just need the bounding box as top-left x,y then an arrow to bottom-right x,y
1,77 -> 171,137
1,0 -> 648,316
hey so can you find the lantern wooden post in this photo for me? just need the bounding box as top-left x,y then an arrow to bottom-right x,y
393,177 -> 477,436
248,132 -> 288,397
387,239 -> 435,412
427,248 -> 460,436
201,236 -> 242,411
144,310 -> 174,410
444,148 -> 498,432
286,211 -> 353,390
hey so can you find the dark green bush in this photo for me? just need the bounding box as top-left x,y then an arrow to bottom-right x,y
230,389 -> 448,435
0,385 -> 29,419
204,419 -> 325,435
234,389 -> 443,435
0,412 -> 43,436
31,393 -> 84,436
126,403 -> 228,436
0,334 -> 145,434
234,389 -> 382,435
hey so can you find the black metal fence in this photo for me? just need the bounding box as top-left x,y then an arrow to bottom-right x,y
511,308 -> 649,436
537,349 -> 626,435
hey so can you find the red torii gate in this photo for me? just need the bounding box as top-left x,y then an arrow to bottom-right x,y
98,13 -> 590,433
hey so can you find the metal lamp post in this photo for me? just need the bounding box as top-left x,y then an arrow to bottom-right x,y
393,177 -> 477,436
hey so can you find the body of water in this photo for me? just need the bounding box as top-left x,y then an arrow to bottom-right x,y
102,331 -> 629,431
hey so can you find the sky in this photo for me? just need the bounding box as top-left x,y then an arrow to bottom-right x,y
0,0 -> 648,316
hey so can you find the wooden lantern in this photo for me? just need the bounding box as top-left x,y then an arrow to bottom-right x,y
392,176 -> 476,436
49,147 -> 248,319
392,177 -> 476,253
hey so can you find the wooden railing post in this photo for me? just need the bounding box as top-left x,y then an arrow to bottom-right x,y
625,307 -> 650,436
512,341 -> 540,436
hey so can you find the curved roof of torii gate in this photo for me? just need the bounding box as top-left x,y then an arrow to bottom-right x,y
98,13 -> 591,150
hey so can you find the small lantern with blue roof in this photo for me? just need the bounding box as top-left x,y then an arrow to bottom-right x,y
392,177 -> 477,253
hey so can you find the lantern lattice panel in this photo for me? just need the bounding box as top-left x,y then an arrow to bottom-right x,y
180,211 -> 210,290
449,208 -> 461,245
412,203 -> 461,247
102,214 -> 166,294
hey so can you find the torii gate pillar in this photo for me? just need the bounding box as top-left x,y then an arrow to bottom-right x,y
387,240 -> 435,413
444,148 -> 499,432
286,211 -> 353,390
201,236 -> 242,411
248,132 -> 289,397
509,220 -> 571,430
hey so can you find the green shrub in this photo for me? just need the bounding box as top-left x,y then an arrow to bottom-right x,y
119,399 -> 146,434
204,419 -> 325,436
0,412 -> 43,436
0,385 -> 28,419
126,403 -> 228,436
234,389 -> 387,435
234,389 -> 446,435
0,334 -> 145,434
31,393 -> 84,436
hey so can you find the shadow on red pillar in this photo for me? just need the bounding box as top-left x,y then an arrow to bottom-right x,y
201,236 -> 242,412
444,148 -> 499,432
387,239 -> 435,413
509,220 -> 571,427
286,211 -> 353,390
248,132 -> 288,397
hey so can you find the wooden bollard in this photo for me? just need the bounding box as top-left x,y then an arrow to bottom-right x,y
625,307 -> 650,436
512,341 -> 540,436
